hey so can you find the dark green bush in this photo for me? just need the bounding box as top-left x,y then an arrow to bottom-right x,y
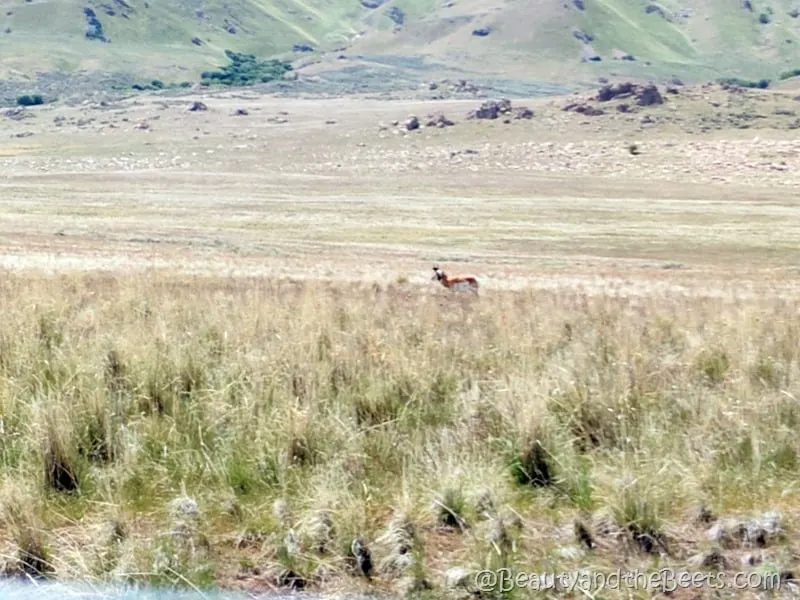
780,68 -> 800,80
717,77 -> 770,89
16,94 -> 44,106
200,50 -> 292,87
131,80 -> 194,92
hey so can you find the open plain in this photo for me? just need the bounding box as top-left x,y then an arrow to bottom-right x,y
1,83 -> 800,599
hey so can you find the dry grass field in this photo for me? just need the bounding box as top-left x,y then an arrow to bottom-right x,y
1,82 -> 800,599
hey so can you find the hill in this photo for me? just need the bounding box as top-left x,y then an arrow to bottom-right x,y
2,0 -> 800,94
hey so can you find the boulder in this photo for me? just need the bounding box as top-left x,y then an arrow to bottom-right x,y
636,84 -> 663,106
466,98 -> 512,119
573,28 -> 593,43
563,102 -> 605,116
426,112 -> 454,128
513,106 -> 534,119
597,82 -> 635,101
595,82 -> 664,106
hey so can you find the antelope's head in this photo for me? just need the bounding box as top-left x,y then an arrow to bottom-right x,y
431,265 -> 444,281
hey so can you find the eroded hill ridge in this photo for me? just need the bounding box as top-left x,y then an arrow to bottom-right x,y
2,0 -> 800,91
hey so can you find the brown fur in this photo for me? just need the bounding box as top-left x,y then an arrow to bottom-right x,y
431,265 -> 479,295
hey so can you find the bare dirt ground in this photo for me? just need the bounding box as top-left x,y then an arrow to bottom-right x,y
1,83 -> 799,298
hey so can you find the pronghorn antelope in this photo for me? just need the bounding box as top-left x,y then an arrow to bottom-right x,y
431,265 -> 480,295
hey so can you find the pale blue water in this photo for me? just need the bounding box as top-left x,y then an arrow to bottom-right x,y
0,580 -> 243,599
0,580 -> 379,600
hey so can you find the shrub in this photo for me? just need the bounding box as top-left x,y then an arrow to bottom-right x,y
131,80 -> 175,92
695,348 -> 730,385
16,94 -> 44,106
779,68 -> 800,80
200,49 -> 292,87
717,77 -> 770,89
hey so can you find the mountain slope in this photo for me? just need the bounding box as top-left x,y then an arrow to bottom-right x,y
346,0 -> 800,81
1,0 -> 799,86
0,0 -> 364,78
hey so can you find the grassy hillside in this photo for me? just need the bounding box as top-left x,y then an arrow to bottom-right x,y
348,0 -> 800,82
0,0 -> 363,79
2,0 -> 800,93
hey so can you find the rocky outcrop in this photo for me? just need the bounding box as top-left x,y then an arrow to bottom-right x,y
466,99 -> 533,120
513,106 -> 534,119
426,112 -> 454,128
467,99 -> 511,119
450,79 -> 479,93
563,102 -> 605,116
573,28 -> 593,43
636,84 -> 664,105
595,82 -> 664,106
84,8 -> 107,42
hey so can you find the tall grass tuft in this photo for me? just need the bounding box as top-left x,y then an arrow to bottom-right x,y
0,273 -> 797,594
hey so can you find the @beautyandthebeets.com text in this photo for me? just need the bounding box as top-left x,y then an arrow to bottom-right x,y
474,567 -> 783,593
